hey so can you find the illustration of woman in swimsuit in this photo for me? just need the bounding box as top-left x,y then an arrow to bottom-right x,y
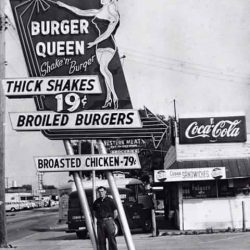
57,0 -> 120,109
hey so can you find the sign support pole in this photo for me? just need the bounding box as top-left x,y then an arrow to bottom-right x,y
151,193 -> 157,237
0,0 -> 8,246
97,140 -> 136,250
91,140 -> 97,234
63,140 -> 97,250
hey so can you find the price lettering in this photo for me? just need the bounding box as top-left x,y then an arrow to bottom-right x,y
123,156 -> 137,166
55,93 -> 87,112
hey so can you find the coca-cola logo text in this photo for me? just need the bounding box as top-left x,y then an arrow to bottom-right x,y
179,116 -> 246,144
185,120 -> 241,140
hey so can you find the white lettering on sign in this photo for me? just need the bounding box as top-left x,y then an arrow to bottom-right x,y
68,56 -> 96,75
30,19 -> 89,58
104,139 -> 145,147
154,167 -> 226,182
2,76 -> 101,96
103,139 -> 145,153
36,40 -> 84,58
9,110 -> 142,130
185,120 -> 241,139
35,153 -> 141,172
31,20 -> 89,36
110,149 -> 140,153
40,56 -> 96,76
37,157 -> 81,169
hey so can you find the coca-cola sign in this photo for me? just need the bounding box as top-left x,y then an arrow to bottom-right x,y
179,116 -> 246,144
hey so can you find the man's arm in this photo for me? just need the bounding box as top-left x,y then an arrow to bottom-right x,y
114,209 -> 118,219
92,200 -> 97,218
110,198 -> 118,219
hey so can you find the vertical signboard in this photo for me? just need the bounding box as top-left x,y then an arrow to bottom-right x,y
8,2 -> 140,249
10,0 -> 132,112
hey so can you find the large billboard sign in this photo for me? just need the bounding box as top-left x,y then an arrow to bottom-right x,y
7,1 -> 169,148
9,0 -> 132,112
8,106 -> 167,149
179,116 -> 247,144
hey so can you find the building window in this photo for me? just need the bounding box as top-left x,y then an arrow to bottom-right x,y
233,178 -> 250,196
182,180 -> 236,199
183,181 -> 217,198
217,180 -> 235,197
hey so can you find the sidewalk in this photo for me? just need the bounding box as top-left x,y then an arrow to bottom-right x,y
8,224 -> 150,250
4,216 -> 250,250
7,225 -> 250,250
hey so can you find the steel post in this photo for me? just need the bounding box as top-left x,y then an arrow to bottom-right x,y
63,140 -> 97,250
242,201 -> 246,232
151,193 -> 157,237
97,140 -> 136,250
91,140 -> 97,234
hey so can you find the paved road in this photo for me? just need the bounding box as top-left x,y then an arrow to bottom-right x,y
6,207 -> 59,242
132,232 -> 250,250
5,209 -> 250,250
7,228 -> 250,250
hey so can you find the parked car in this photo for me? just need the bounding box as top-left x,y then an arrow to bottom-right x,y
35,200 -> 43,208
5,202 -> 21,212
28,201 -> 36,209
67,187 -> 153,239
20,201 -> 29,210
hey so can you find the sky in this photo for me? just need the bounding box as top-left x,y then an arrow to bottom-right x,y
3,0 -> 250,189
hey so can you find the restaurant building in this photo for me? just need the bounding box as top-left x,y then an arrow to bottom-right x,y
154,113 -> 250,230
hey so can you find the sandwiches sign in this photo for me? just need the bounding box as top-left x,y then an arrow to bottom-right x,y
179,116 -> 246,144
154,167 -> 226,182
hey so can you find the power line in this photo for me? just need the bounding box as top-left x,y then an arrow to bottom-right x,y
123,52 -> 250,86
124,50 -> 250,81
120,47 -> 250,84
121,46 -> 250,79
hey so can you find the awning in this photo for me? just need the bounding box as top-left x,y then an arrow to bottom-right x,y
168,158 -> 250,179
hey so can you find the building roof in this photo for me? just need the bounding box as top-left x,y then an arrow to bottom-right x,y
168,158 -> 250,178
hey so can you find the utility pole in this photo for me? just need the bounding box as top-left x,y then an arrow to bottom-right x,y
173,99 -> 177,121
0,0 -> 8,247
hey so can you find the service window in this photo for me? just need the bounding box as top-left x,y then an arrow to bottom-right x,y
182,181 -> 217,198
217,180 -> 235,197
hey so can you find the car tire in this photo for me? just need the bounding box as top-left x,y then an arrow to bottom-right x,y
76,230 -> 87,239
10,207 -> 16,212
143,219 -> 152,233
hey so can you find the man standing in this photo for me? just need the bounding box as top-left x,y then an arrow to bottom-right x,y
93,186 -> 118,250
